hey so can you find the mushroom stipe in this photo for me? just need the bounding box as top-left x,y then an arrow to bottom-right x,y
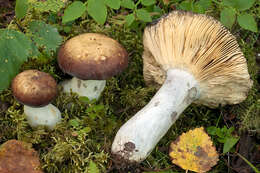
12,70 -> 61,130
58,33 -> 128,100
111,11 -> 252,164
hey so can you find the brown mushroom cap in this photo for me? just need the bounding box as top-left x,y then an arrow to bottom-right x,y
58,33 -> 128,80
11,70 -> 57,107
142,11 -> 253,108
0,140 -> 43,173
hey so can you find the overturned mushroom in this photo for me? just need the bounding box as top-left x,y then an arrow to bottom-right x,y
112,11 -> 252,163
58,33 -> 128,100
0,139 -> 42,173
12,70 -> 61,129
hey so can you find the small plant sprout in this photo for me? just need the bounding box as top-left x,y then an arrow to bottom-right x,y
58,33 -> 128,100
12,70 -> 61,130
112,11 -> 253,163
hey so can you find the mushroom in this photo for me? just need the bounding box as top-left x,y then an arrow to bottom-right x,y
0,139 -> 43,173
12,70 -> 61,129
111,11 -> 253,163
58,33 -> 128,100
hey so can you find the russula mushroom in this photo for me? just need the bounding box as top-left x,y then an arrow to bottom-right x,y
58,33 -> 128,100
12,70 -> 61,129
112,11 -> 253,163
0,139 -> 43,173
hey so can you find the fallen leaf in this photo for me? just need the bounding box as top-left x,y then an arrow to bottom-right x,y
169,127 -> 219,173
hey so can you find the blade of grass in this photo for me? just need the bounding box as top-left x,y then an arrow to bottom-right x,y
236,152 -> 260,173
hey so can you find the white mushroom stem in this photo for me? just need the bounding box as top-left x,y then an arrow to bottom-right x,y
24,104 -> 61,130
112,68 -> 200,162
61,77 -> 106,101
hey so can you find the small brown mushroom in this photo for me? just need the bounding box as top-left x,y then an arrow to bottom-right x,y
12,70 -> 61,129
58,33 -> 128,100
0,139 -> 42,173
112,11 -> 253,163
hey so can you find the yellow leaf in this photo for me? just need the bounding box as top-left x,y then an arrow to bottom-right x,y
169,127 -> 219,173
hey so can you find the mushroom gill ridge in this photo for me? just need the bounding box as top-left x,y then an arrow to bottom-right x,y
143,11 -> 252,107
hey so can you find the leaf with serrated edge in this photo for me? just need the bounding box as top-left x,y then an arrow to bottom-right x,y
30,0 -> 65,13
0,30 -> 34,92
28,21 -> 63,54
169,127 -> 219,173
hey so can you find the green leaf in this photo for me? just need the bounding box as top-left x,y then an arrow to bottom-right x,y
80,127 -> 91,134
136,9 -> 152,22
223,137 -> 239,153
87,0 -> 107,25
237,13 -> 258,32
121,0 -> 135,9
223,0 -> 255,11
235,0 -> 256,11
222,0 -> 237,8
193,3 -> 204,13
178,1 -> 192,11
30,0 -> 65,13
62,1 -> 86,24
153,5 -> 163,15
28,21 -> 63,54
15,0 -> 28,19
141,0 -> 156,6
125,13 -> 135,27
0,29 -> 34,92
227,127 -> 235,136
217,138 -> 226,143
104,0 -> 121,9
220,8 -> 236,29
197,0 -> 212,10
207,126 -> 217,135
93,104 -> 105,111
216,128 -> 225,138
87,161 -> 100,173
79,96 -> 90,104
69,119 -> 80,128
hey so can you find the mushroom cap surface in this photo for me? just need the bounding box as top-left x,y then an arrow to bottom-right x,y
143,11 -> 253,108
12,70 -> 57,107
58,33 -> 128,80
0,140 -> 42,173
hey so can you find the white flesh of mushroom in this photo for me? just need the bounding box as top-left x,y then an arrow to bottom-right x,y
61,77 -> 106,100
24,104 -> 61,130
111,69 -> 200,162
